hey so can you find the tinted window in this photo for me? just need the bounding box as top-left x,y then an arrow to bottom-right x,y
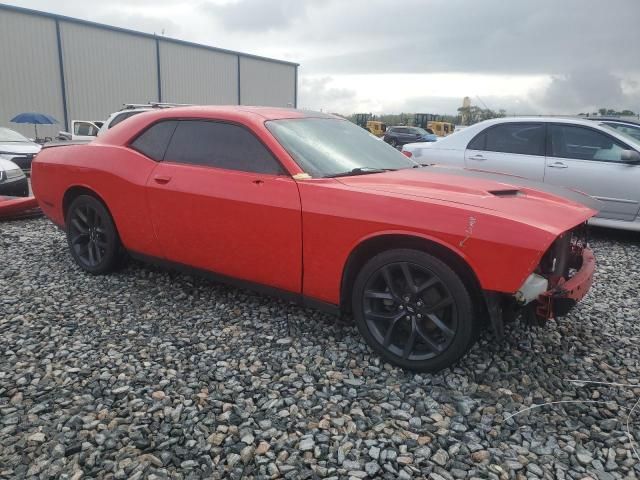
130,121 -> 178,161
484,123 -> 545,155
549,124 -> 629,162
164,120 -> 283,175
110,111 -> 144,129
467,132 -> 486,150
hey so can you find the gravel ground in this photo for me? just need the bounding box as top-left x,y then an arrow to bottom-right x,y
1,218 -> 639,480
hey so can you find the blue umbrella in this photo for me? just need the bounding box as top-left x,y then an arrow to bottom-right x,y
10,112 -> 59,140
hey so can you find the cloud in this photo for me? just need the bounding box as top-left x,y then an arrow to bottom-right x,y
203,0 -> 321,33
531,69 -> 638,114
304,0 -> 640,76
7,0 -> 640,114
298,76 -> 357,113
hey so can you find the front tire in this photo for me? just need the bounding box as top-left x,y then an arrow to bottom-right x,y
65,195 -> 122,274
352,249 -> 477,372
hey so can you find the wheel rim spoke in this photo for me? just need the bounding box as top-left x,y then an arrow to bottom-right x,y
423,296 -> 453,313
399,262 -> 417,294
71,218 -> 88,234
71,233 -> 88,245
415,322 -> 444,352
416,276 -> 438,293
402,319 -> 417,359
365,290 -> 394,300
76,209 -> 89,226
426,313 -> 455,338
381,266 -> 401,300
383,314 -> 405,347
365,310 -> 403,322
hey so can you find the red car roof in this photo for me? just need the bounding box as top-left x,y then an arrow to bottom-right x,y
96,106 -> 337,146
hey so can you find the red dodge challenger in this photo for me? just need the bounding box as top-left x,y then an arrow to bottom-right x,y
32,107 -> 597,372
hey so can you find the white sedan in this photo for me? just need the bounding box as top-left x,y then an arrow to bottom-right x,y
402,117 -> 640,232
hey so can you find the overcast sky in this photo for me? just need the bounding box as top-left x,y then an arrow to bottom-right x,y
9,0 -> 640,115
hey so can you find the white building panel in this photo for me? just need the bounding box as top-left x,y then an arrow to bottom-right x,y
160,42 -> 238,105
0,9 -> 64,139
59,21 -> 158,123
240,58 -> 296,107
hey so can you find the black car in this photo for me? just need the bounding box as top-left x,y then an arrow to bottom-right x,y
383,126 -> 438,148
0,158 -> 29,197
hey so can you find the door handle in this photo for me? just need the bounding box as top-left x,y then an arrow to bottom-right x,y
548,162 -> 568,169
469,154 -> 485,161
252,179 -> 264,186
153,175 -> 172,184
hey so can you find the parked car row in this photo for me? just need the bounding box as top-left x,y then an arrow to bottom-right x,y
402,116 -> 640,232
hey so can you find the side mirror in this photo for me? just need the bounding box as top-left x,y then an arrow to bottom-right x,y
621,149 -> 640,163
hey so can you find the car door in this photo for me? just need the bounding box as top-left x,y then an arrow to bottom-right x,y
464,122 -> 546,180
544,123 -> 640,221
143,119 -> 303,293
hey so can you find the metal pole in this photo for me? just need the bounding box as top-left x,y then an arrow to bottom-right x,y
55,19 -> 69,132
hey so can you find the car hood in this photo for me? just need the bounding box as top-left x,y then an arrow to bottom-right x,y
0,141 -> 41,155
0,157 -> 22,171
336,166 -> 599,235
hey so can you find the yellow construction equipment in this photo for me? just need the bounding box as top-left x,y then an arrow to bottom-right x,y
366,120 -> 387,137
427,121 -> 455,137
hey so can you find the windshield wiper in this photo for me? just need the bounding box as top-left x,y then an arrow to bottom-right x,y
324,167 -> 396,178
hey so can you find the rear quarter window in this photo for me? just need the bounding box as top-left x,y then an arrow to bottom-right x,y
130,121 -> 178,161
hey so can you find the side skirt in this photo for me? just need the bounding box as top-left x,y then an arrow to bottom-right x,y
127,251 -> 341,316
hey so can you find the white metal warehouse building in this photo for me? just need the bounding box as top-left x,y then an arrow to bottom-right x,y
0,3 -> 299,138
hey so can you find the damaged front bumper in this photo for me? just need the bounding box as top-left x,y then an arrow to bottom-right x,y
484,225 -> 595,337
534,246 -> 595,320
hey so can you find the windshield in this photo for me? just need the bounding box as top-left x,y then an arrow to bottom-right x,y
0,127 -> 29,143
411,127 -> 429,135
266,118 -> 418,177
601,122 -> 640,143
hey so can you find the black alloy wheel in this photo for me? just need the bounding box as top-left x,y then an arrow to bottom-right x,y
353,249 -> 477,372
66,195 -> 122,274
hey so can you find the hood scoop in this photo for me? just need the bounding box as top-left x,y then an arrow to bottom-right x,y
488,189 -> 522,197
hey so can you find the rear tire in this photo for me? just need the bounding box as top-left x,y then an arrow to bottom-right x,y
352,249 -> 477,372
65,195 -> 122,274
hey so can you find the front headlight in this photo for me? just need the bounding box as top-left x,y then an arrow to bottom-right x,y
5,169 -> 25,180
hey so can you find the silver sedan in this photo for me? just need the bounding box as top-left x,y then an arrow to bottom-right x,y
402,117 -> 640,231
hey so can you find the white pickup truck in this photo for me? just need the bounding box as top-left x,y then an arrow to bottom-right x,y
58,103 -> 188,141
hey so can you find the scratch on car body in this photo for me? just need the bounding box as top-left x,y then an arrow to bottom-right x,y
459,216 -> 477,247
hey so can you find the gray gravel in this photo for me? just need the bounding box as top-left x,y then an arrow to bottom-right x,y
1,218 -> 639,479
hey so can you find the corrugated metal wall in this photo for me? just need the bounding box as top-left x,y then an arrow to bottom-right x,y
59,22 -> 158,123
159,42 -> 239,105
0,4 -> 297,141
240,58 -> 296,107
0,9 -> 64,139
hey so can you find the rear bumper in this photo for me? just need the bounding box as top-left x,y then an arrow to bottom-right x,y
536,247 -> 595,319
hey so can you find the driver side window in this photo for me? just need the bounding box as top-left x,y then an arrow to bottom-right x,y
549,125 -> 629,162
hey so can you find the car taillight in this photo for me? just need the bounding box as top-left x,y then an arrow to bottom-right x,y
402,150 -> 412,158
